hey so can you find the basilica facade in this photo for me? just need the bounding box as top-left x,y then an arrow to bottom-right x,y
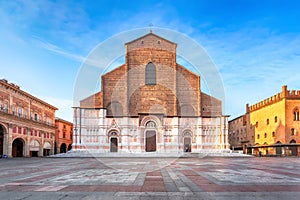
72,32 -> 229,154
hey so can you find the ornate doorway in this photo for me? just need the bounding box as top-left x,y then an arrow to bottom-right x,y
183,131 -> 192,152
12,138 -> 24,157
184,137 -> 191,152
145,131 -> 156,152
110,138 -> 118,152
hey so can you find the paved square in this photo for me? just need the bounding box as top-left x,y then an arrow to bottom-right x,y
0,157 -> 300,199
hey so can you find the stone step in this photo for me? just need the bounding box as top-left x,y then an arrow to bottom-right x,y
49,150 -> 252,158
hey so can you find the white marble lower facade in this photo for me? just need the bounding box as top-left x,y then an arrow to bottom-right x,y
72,108 -> 229,153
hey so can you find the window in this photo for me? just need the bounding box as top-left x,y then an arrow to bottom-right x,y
255,122 -> 258,128
34,130 -> 37,136
24,111 -> 27,118
23,128 -> 27,135
34,114 -> 38,121
294,109 -> 299,121
291,128 -> 295,136
18,108 -> 22,117
264,133 -> 267,138
146,121 -> 156,128
145,62 -> 156,85
266,119 -> 269,125
3,102 -> 8,113
274,116 -> 277,123
257,134 -> 260,139
63,133 -> 66,138
13,126 -> 16,133
18,127 -> 22,134
12,106 -> 16,115
272,131 -> 275,137
0,99 -> 2,110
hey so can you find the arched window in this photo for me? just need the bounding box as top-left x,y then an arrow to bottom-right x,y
264,133 -> 267,138
145,62 -> 156,85
293,108 -> 299,121
266,119 -> 269,125
272,131 -> 275,137
146,121 -> 156,128
291,128 -> 295,136
274,116 -> 277,123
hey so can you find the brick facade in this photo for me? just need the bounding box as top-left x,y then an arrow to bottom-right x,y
0,79 -> 57,157
73,32 -> 229,154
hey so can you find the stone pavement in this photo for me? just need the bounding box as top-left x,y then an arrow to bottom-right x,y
0,157 -> 300,199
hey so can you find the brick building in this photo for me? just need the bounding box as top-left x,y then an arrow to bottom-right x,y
73,32 -> 229,154
0,79 -> 57,157
229,85 -> 300,156
55,118 -> 73,154
228,110 -> 254,154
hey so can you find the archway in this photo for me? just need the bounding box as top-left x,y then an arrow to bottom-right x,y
0,125 -> 5,156
183,131 -> 192,152
68,144 -> 72,151
12,138 -> 24,157
276,141 -> 282,156
43,142 -> 51,156
145,131 -> 156,152
54,142 -> 57,154
290,139 -> 298,156
29,140 -> 40,157
184,137 -> 191,152
60,143 -> 67,153
110,138 -> 118,152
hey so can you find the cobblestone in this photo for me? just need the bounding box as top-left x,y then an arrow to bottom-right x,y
0,157 -> 300,199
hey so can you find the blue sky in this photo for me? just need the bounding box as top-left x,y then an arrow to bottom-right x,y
1,0 -> 300,121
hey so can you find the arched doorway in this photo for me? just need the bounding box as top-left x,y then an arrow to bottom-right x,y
184,137 -> 191,152
43,142 -> 51,156
276,141 -> 282,156
54,142 -> 57,154
290,139 -> 298,156
110,138 -> 118,152
12,138 -> 24,157
183,131 -> 192,152
29,140 -> 40,157
60,143 -> 67,153
145,131 -> 156,152
145,121 -> 157,152
0,125 -> 5,156
68,144 -> 72,151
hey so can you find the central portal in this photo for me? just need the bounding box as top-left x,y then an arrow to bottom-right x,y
145,131 -> 156,152
110,138 -> 118,152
